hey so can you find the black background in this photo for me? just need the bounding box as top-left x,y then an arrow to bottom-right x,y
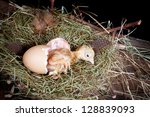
12,0 -> 147,40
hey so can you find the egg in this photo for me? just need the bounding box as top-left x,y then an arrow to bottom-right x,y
47,38 -> 70,51
23,45 -> 50,74
23,38 -> 70,74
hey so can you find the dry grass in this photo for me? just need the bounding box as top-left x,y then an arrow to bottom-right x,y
0,6 -> 150,99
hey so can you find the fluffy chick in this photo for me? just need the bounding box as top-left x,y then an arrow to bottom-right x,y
32,10 -> 55,34
47,45 -> 95,79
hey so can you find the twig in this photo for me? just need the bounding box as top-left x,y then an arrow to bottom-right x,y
69,15 -> 104,32
69,15 -> 142,37
82,11 -> 110,34
96,20 -> 142,35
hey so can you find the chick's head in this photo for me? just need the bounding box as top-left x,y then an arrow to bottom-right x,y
77,45 -> 95,64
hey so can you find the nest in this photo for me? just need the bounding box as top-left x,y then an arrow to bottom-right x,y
0,6 -> 150,99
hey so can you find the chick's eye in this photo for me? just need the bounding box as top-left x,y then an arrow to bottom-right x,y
86,54 -> 89,57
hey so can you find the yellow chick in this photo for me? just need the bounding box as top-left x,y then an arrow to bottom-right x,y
47,45 -> 95,79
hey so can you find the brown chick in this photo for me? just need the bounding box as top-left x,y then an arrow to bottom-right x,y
47,45 -> 95,79
32,12 -> 47,34
32,10 -> 55,34
32,0 -> 56,34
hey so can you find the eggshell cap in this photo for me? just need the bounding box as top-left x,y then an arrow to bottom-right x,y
47,38 -> 70,51
23,45 -> 50,74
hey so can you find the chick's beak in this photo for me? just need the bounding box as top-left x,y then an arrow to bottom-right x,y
90,59 -> 94,65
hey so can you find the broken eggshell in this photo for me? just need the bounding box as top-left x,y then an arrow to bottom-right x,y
47,38 -> 70,51
23,45 -> 50,74
23,38 -> 70,74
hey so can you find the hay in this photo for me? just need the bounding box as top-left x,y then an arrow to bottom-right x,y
0,6 -> 150,99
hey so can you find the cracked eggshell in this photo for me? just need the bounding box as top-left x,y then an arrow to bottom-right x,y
23,45 -> 50,74
47,38 -> 70,51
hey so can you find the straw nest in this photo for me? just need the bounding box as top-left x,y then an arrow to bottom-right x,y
0,6 -> 150,99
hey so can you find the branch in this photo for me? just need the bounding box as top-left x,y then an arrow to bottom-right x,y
96,20 -> 142,35
68,15 -> 142,36
69,15 -> 104,32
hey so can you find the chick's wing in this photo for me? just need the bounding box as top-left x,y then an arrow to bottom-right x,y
47,48 -> 72,73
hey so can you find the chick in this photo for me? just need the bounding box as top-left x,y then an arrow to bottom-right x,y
47,45 -> 95,79
73,45 -> 95,64
32,10 -> 55,34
